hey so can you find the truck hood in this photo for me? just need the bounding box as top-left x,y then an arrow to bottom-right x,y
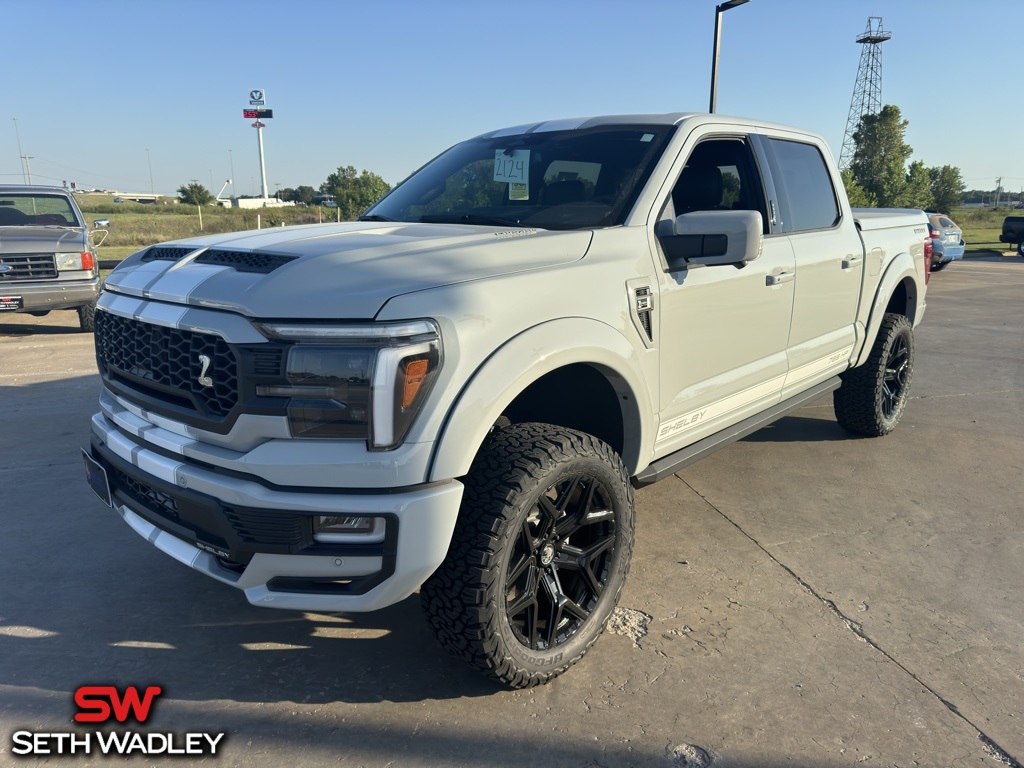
104,222 -> 592,318
0,226 -> 87,251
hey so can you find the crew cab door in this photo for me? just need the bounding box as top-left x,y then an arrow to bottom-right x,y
650,134 -> 795,459
755,135 -> 864,397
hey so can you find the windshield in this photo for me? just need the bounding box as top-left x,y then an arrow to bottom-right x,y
0,193 -> 81,227
363,124 -> 675,230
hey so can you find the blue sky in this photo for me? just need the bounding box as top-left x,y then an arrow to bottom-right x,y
3,0 -> 1020,196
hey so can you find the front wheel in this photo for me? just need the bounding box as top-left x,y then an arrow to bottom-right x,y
1018,241 -> 1024,257
833,313 -> 914,436
77,303 -> 96,333
421,423 -> 635,688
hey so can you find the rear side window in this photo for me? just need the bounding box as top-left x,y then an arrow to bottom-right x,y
766,139 -> 840,233
939,216 -> 955,228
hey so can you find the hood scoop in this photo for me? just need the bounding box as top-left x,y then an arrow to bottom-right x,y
140,246 -> 296,275
193,250 -> 296,274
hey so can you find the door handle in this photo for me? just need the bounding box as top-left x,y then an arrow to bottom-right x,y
842,256 -> 863,269
766,271 -> 795,286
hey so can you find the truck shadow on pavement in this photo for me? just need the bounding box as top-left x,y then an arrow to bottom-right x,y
739,411 -> 854,443
0,314 -> 86,336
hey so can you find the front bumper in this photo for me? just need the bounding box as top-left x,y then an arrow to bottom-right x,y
0,276 -> 100,312
89,412 -> 463,612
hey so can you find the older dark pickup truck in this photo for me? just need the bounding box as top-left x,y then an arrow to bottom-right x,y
998,215 -> 1024,256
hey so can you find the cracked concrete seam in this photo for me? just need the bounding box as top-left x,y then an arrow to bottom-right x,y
672,474 -> 1024,768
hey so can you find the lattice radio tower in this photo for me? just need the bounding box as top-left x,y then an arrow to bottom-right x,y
838,16 -> 891,169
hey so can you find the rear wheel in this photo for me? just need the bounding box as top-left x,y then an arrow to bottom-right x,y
833,313 -> 914,437
1018,241 -> 1023,257
421,422 -> 635,688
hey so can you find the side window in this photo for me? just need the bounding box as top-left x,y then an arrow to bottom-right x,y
766,139 -> 840,233
666,138 -> 769,233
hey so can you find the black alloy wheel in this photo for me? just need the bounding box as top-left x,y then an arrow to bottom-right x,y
504,474 -> 616,651
881,332 -> 911,421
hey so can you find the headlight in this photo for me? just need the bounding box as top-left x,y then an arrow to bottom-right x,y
55,252 -> 95,271
255,320 -> 442,450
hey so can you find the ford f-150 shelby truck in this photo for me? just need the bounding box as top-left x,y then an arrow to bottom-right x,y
83,113 -> 930,687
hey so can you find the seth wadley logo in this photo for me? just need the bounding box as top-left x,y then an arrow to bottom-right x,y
10,685 -> 226,757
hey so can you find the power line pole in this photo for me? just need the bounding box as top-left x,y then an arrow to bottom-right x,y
22,155 -> 34,185
12,117 -> 25,183
146,149 -> 154,194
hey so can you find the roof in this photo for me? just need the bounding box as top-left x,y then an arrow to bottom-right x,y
474,112 -> 819,140
0,185 -> 72,194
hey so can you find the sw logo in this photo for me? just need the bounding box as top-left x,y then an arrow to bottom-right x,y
10,685 -> 226,756
74,685 -> 162,723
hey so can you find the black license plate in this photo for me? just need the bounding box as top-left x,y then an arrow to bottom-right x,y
0,296 -> 23,311
82,449 -> 112,507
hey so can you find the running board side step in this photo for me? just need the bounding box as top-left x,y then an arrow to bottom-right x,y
633,376 -> 842,487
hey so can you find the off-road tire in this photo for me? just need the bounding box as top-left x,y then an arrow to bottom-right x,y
421,422 -> 635,688
77,303 -> 96,333
833,312 -> 914,436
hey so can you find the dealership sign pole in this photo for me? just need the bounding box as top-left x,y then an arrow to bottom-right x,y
245,89 -> 273,199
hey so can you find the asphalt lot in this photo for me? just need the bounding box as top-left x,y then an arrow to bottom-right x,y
1,254 -> 1022,767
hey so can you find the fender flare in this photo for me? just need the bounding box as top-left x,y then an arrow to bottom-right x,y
855,251 -> 920,368
429,317 -> 654,481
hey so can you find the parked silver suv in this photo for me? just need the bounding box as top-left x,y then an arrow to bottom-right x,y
0,185 -> 106,331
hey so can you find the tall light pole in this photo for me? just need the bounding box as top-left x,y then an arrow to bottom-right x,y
12,117 -> 25,183
709,0 -> 750,113
146,148 -> 154,194
228,149 -> 236,199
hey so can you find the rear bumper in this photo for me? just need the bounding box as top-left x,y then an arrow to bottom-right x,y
933,242 -> 965,263
0,277 -> 100,312
88,412 -> 464,612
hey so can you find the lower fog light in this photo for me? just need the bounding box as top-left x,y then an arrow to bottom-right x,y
312,515 -> 386,543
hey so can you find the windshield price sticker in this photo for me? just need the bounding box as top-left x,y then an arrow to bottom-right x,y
494,150 -> 529,185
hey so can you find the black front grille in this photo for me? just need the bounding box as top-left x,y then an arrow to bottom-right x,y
194,250 -> 297,274
0,253 -> 57,281
141,246 -> 194,262
94,311 -> 238,417
224,508 -> 306,546
110,466 -> 179,522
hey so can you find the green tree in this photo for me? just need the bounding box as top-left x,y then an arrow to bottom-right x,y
850,105 -> 913,207
292,185 -> 318,206
929,165 -> 965,212
278,185 -> 318,205
177,181 -> 213,206
320,166 -> 391,221
841,167 -> 877,208
900,161 -> 934,210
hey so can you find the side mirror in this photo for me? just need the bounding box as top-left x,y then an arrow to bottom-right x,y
92,219 -> 110,247
656,210 -> 763,269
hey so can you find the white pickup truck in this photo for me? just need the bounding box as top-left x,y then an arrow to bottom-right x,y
83,113 -> 930,687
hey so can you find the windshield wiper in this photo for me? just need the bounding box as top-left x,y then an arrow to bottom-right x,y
356,214 -> 395,222
419,213 -> 529,228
